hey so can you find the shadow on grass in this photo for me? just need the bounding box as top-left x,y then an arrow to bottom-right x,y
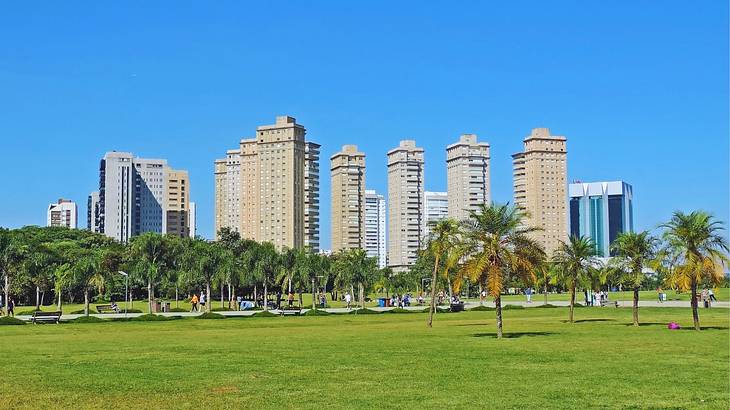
560,318 -> 615,323
619,322 -> 729,330
680,326 -> 729,331
472,331 -> 554,339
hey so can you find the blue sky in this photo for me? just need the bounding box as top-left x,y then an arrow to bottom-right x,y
0,1 -> 727,246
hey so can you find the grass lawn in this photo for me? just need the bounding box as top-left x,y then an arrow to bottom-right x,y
0,307 -> 727,409
14,288 -> 730,315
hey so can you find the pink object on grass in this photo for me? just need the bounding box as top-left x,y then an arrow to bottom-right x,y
667,322 -> 681,330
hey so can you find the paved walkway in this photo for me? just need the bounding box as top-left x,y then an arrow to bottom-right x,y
14,299 -> 728,322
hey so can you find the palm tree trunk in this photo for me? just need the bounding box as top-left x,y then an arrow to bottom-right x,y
495,294 -> 503,339
229,284 -> 234,309
359,283 -> 364,310
263,282 -> 268,312
312,280 -> 316,310
447,277 -> 452,301
569,284 -> 576,323
298,289 -> 303,307
220,282 -> 224,308
544,282 -> 548,305
206,282 -> 212,313
175,287 -> 179,309
147,279 -> 153,314
35,286 -> 40,310
254,285 -> 258,307
427,254 -> 440,328
4,273 -> 9,316
84,288 -> 90,317
632,286 -> 639,327
690,278 -> 700,331
57,289 -> 62,311
41,290 -> 45,307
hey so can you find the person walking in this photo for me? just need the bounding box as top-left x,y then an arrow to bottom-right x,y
200,291 -> 206,311
190,294 -> 199,312
344,292 -> 352,310
287,291 -> 294,308
657,287 -> 663,303
7,298 -> 15,317
709,288 -> 717,302
525,287 -> 533,303
701,288 -> 709,308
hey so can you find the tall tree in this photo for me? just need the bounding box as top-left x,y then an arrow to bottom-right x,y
129,233 -> 169,314
661,211 -> 728,331
461,204 -> 545,338
253,242 -> 279,311
0,229 -> 28,315
425,218 -> 462,328
552,236 -> 599,323
610,231 -> 658,326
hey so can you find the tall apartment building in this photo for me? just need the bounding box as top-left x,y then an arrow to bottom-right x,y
387,140 -> 425,271
214,116 -> 319,250
165,169 -> 190,238
304,142 -> 321,252
95,151 -> 190,242
569,181 -> 634,257
87,191 -> 100,232
330,145 -> 366,253
446,134 -> 490,221
364,190 -> 387,268
424,191 -> 448,239
47,198 -> 77,229
512,128 -> 568,255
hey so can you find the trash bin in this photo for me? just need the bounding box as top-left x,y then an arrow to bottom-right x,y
377,298 -> 385,307
161,302 -> 170,312
152,300 -> 161,313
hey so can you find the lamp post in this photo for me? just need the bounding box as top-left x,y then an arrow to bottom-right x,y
118,271 -> 128,319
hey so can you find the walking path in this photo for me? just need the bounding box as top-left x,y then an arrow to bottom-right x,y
13,298 -> 728,321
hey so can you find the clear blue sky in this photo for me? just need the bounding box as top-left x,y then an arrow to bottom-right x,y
0,1 -> 727,247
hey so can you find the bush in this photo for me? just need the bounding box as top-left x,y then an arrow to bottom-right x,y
253,310 -> 279,318
348,308 -> 381,315
168,307 -> 188,313
196,312 -> 226,320
385,308 -> 420,314
211,307 -> 234,312
469,305 -> 495,312
0,316 -> 25,325
16,310 -> 42,316
534,304 -> 559,308
303,309 -> 330,316
502,305 -> 525,310
132,314 -> 176,322
69,316 -> 106,324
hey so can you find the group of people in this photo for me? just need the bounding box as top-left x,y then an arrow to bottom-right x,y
390,293 -> 412,308
700,288 -> 717,308
584,289 -> 608,307
189,292 -> 207,312
0,295 -> 15,316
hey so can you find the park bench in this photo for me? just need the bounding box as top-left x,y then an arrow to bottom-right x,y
600,300 -> 619,308
96,304 -> 119,314
31,311 -> 62,324
280,305 -> 302,316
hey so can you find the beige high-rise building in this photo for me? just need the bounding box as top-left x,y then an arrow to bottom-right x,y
330,145 -> 366,253
165,169 -> 190,237
214,116 -> 318,250
512,128 -> 568,256
446,134 -> 490,221
387,140 -> 425,271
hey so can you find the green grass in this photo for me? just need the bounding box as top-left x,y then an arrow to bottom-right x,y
0,307 -> 727,409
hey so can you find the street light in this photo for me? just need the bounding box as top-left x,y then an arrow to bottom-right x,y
118,271 -> 128,319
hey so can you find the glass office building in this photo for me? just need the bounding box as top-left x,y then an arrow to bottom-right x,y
568,181 -> 634,257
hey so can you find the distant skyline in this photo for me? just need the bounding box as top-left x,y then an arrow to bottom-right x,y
0,1 -> 727,247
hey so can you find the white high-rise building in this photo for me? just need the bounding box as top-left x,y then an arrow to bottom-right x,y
87,192 -> 100,232
387,140 -> 425,271
47,198 -> 77,229
97,151 -> 189,242
188,202 -> 197,238
424,191 -> 448,239
364,190 -> 386,268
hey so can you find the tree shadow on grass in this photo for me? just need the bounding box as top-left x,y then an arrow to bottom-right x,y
680,326 -> 729,331
472,331 -> 554,339
618,322 -> 729,330
560,318 -> 615,323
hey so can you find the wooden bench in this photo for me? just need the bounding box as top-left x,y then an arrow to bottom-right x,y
96,304 -> 119,314
280,305 -> 302,316
600,300 -> 619,308
31,311 -> 62,324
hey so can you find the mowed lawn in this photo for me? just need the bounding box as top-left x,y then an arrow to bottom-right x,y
1,308 -> 728,409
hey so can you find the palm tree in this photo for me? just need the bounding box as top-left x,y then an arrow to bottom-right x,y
334,249 -> 379,310
661,211 -> 728,331
129,233 -> 169,314
610,231 -> 658,326
253,242 -> 279,311
552,236 -> 599,323
425,218 -> 462,328
460,204 -> 545,338
534,263 -> 554,305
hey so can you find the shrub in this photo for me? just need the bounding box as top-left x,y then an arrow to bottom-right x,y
132,314 -> 176,322
469,305 -> 495,312
121,309 -> 143,314
385,308 -> 420,314
534,304 -> 559,309
253,310 -> 279,318
196,312 -> 226,320
348,308 -> 381,315
0,316 -> 25,325
211,307 -> 234,312
168,307 -> 188,313
69,316 -> 106,324
303,309 -> 330,316
502,305 -> 525,310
